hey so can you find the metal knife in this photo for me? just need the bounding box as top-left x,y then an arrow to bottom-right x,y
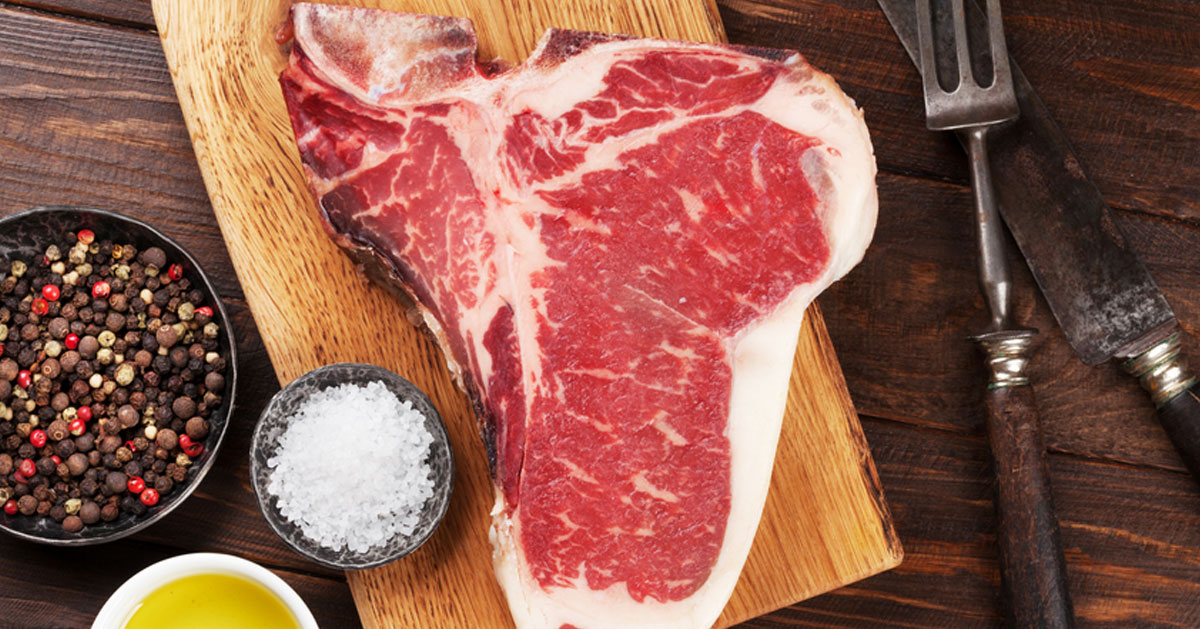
878,0 -> 1200,482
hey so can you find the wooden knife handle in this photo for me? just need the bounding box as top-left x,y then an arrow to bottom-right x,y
977,331 -> 1075,629
1158,386 -> 1200,480
1123,332 -> 1200,481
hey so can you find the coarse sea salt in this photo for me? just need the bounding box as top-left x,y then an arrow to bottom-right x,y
266,381 -> 435,554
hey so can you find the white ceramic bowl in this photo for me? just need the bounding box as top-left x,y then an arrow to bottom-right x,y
92,553 -> 319,629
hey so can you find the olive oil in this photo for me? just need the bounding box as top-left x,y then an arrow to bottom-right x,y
123,573 -> 300,629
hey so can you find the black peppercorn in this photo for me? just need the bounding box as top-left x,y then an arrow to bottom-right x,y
169,346 -> 188,369
36,457 -> 56,477
97,436 -> 120,454
54,439 -> 75,459
104,312 -> 124,332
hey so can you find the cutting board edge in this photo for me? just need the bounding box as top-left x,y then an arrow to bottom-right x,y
808,303 -> 903,562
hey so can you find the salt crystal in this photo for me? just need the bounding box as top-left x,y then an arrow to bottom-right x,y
265,381 -> 435,554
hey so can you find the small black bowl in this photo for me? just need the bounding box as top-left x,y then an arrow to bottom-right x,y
0,205 -> 238,545
250,363 -> 454,570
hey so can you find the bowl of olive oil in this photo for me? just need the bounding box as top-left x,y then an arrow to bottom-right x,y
93,553 -> 318,629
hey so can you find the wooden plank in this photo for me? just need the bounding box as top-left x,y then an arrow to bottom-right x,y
7,0 -> 156,28
748,418 -> 1200,628
151,0 -> 899,627
0,5 -> 243,302
821,171 -> 1200,473
719,0 -> 1200,223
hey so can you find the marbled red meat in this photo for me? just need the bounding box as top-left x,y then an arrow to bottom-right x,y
280,5 -> 877,628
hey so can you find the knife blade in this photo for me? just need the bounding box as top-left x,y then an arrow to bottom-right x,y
877,0 -> 1200,481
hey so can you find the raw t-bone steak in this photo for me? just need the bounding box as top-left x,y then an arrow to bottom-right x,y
280,4 -> 877,628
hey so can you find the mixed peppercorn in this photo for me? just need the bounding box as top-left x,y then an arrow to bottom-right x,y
0,229 -> 228,533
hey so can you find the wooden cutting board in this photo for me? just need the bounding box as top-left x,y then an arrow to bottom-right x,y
152,1 -> 902,626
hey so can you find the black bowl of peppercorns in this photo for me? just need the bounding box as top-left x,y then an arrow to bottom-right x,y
0,206 -> 237,545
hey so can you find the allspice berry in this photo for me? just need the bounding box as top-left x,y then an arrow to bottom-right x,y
80,501 -> 100,525
62,515 -> 83,533
66,453 -> 88,476
204,372 -> 224,392
134,350 -> 153,368
185,417 -> 209,441
117,404 -> 139,429
139,247 -> 167,269
172,397 -> 196,420
155,324 -> 179,349
39,358 -> 61,380
155,429 -> 178,451
77,335 -> 100,359
47,317 -> 69,339
46,419 -> 69,442
105,471 -> 127,494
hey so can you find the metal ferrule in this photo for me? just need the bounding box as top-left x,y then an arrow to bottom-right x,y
1122,333 -> 1197,406
975,330 -> 1036,389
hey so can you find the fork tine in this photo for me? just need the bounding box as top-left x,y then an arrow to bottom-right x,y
950,0 -> 974,87
915,0 -> 940,94
986,0 -> 1013,87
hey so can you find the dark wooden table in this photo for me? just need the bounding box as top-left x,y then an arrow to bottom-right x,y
1,0 -> 1197,626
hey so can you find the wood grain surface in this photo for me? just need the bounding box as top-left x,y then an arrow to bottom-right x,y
149,0 -> 899,627
0,0 -> 1198,626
